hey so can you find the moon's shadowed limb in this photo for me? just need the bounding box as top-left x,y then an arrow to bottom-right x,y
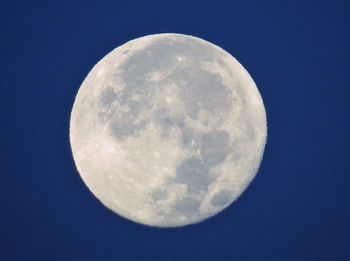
70,33 -> 267,227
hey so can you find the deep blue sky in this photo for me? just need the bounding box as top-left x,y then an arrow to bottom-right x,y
1,0 -> 350,260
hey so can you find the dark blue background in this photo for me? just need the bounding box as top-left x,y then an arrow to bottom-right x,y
1,0 -> 349,260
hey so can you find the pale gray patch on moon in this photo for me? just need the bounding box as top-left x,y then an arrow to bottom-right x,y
200,131 -> 231,166
151,188 -> 168,201
171,68 -> 233,120
175,157 -> 211,193
211,189 -> 232,207
173,197 -> 201,217
70,33 -> 267,227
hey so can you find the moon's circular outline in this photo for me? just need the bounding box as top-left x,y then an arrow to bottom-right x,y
70,33 -> 267,227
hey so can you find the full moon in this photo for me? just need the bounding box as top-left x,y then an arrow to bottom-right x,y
70,33 -> 267,227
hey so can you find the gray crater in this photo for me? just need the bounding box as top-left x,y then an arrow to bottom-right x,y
173,197 -> 201,217
211,189 -> 232,207
98,86 -> 151,140
200,130 -> 231,166
155,108 -> 183,129
174,130 -> 232,195
175,157 -> 212,193
100,87 -> 118,106
110,116 -> 148,139
181,127 -> 201,149
170,67 -> 233,119
151,188 -> 168,201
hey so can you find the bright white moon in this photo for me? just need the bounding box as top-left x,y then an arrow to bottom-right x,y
70,33 -> 267,227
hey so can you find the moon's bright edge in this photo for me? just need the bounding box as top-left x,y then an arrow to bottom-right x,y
70,33 -> 267,227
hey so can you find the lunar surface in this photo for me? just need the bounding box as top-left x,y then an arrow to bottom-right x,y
70,33 -> 267,227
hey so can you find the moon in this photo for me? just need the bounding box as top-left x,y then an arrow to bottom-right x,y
70,33 -> 267,227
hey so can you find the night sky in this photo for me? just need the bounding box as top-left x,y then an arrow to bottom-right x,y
1,0 -> 350,260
